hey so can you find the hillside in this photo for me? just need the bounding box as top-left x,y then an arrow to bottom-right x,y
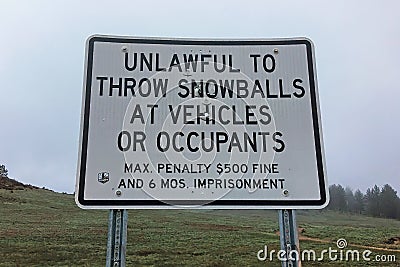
0,179 -> 399,266
0,176 -> 40,190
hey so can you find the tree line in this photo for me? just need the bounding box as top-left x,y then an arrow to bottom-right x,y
2,164 -> 400,219
327,184 -> 400,220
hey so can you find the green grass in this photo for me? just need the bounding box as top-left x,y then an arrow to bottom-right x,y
0,189 -> 399,266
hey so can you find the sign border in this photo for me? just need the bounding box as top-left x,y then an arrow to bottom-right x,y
75,35 -> 328,209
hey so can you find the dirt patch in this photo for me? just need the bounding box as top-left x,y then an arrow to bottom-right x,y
383,237 -> 400,245
0,229 -> 20,237
184,222 -> 252,231
136,249 -> 159,256
276,228 -> 400,253
275,227 -> 306,236
0,194 -> 25,204
0,176 -> 40,190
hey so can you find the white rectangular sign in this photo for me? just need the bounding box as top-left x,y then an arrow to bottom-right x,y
75,35 -> 328,209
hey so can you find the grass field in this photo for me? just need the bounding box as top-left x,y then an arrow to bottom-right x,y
0,188 -> 399,266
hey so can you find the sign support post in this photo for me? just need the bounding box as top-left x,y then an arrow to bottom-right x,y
278,209 -> 300,267
106,209 -> 128,267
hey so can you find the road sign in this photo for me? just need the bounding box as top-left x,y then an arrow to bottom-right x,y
75,35 -> 328,209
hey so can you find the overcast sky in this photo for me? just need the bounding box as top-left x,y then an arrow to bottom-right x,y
1,0 -> 399,194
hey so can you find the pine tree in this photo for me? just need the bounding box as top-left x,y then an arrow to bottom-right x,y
328,184 -> 347,211
365,185 -> 381,217
396,198 -> 400,220
353,189 -> 364,214
379,184 -> 399,219
0,165 -> 8,178
345,187 -> 356,212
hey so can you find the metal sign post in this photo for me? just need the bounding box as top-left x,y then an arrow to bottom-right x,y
106,209 -> 128,267
278,209 -> 300,267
